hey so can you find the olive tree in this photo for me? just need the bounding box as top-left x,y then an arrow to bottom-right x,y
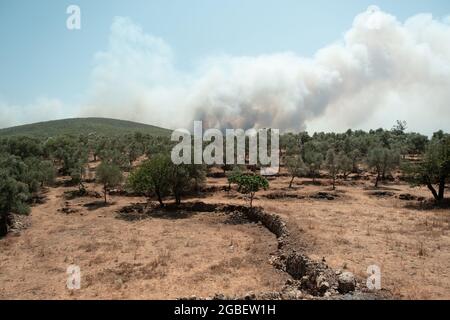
285,155 -> 306,188
127,154 -> 171,207
325,149 -> 338,190
229,173 -> 269,208
124,137 -> 143,167
367,147 -> 400,187
0,170 -> 30,237
404,134 -> 449,202
96,162 -> 123,204
24,158 -> 56,190
407,133 -> 428,155
226,165 -> 244,191
304,150 -> 323,183
349,149 -> 360,173
69,151 -> 89,192
167,164 -> 206,205
338,152 -> 353,180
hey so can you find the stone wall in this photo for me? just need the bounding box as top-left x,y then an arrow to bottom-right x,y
118,201 -> 378,299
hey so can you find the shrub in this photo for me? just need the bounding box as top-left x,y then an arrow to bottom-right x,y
96,162 -> 123,204
127,154 -> 171,207
404,134 -> 449,202
229,173 -> 269,208
285,155 -> 307,188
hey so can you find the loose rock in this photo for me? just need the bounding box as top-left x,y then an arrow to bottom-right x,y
338,272 -> 356,294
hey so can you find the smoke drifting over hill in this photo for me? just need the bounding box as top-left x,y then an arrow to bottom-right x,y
82,6 -> 450,133
2,6 -> 450,134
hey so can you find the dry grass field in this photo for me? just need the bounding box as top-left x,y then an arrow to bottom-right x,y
256,177 -> 450,299
0,171 -> 449,300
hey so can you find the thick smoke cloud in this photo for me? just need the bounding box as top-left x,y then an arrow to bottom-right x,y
82,16 -> 342,130
81,6 -> 450,134
2,6 -> 449,135
81,7 -> 450,134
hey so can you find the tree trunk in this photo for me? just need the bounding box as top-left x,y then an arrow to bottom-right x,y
249,193 -> 254,208
426,183 -> 439,201
155,190 -> 164,207
438,177 -> 445,201
332,176 -> 336,190
104,185 -> 107,204
352,161 -> 358,173
6,213 -> 13,227
0,213 -> 8,237
289,176 -> 295,188
374,172 -> 380,188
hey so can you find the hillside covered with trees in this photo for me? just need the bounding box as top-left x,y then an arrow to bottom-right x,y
0,118 -> 171,138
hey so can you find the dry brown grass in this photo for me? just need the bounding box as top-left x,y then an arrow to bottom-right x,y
195,171 -> 450,299
0,184 -> 287,299
0,170 -> 449,300
254,175 -> 450,300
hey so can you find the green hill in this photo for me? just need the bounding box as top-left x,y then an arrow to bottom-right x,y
0,118 -> 171,138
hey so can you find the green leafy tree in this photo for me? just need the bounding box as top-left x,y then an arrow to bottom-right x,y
407,133 -> 428,155
325,149 -> 339,190
145,136 -> 174,158
127,154 -> 171,207
404,134 -> 449,202
226,165 -> 245,190
303,147 -> 323,183
3,136 -> 43,159
367,147 -> 384,188
229,173 -> 269,208
93,136 -> 109,162
124,139 -> 143,167
37,160 -> 57,187
69,147 -> 89,191
367,147 -> 400,187
281,133 -> 302,156
0,170 -> 30,237
167,164 -> 206,205
349,149 -> 360,173
96,162 -> 123,204
23,158 -> 56,193
392,120 -> 407,135
338,152 -> 353,180
285,155 -> 307,188
105,148 -> 129,169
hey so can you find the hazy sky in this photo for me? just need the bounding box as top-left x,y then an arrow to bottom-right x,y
1,0 -> 450,134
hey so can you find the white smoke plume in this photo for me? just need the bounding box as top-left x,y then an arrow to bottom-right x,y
2,6 -> 449,135
81,6 -> 450,135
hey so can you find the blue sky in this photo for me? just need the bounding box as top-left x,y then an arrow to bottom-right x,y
1,1 -> 450,133
1,0 -> 448,104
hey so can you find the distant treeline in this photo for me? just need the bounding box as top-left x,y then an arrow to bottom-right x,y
1,122 -> 449,237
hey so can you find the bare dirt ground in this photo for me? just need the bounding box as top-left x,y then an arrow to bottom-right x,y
0,184 -> 287,299
1,172 -> 449,300
205,174 -> 450,300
